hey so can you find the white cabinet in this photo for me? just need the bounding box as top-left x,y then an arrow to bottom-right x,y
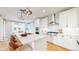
67,8 -> 78,28
33,37 -> 47,51
59,8 -> 78,28
34,19 -> 40,34
40,17 -> 48,34
34,18 -> 48,34
60,35 -> 79,50
52,34 -> 79,50
52,8 -> 79,50
59,10 -> 68,27
34,19 -> 40,27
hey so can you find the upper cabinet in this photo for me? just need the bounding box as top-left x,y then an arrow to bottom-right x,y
59,8 -> 79,28
40,17 -> 48,34
34,19 -> 40,27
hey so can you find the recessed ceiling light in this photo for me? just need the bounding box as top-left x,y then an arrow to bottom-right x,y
42,9 -> 46,12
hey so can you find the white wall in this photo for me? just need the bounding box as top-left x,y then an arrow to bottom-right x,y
5,21 -> 12,39
0,17 -> 4,41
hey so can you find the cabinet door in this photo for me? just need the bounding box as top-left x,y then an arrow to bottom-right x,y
59,8 -> 78,28
63,35 -> 79,50
40,17 -> 48,34
53,35 -> 79,50
34,19 -> 40,27
53,34 -> 65,47
59,10 -> 68,28
67,8 -> 78,28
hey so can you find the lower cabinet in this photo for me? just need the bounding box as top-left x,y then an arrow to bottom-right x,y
50,34 -> 79,51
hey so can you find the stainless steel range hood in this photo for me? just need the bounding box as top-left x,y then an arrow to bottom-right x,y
49,13 -> 59,25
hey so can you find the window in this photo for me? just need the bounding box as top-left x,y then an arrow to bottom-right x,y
12,22 -> 25,33
25,22 -> 34,33
12,22 -> 34,33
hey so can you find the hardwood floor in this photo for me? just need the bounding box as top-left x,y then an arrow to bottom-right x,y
0,41 -> 32,51
47,42 -> 70,51
0,40 -> 70,51
0,41 -> 10,51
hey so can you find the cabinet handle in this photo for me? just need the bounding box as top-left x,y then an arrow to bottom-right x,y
77,40 -> 79,45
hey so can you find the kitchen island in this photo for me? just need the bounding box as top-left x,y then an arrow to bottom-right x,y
16,34 -> 48,51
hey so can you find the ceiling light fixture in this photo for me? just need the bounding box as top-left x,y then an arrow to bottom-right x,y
19,7 -> 32,20
24,7 -> 32,16
20,7 -> 32,16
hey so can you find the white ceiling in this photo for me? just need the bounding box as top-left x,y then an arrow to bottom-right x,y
0,7 -> 69,19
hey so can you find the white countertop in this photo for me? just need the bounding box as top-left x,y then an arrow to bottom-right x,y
16,34 -> 47,45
